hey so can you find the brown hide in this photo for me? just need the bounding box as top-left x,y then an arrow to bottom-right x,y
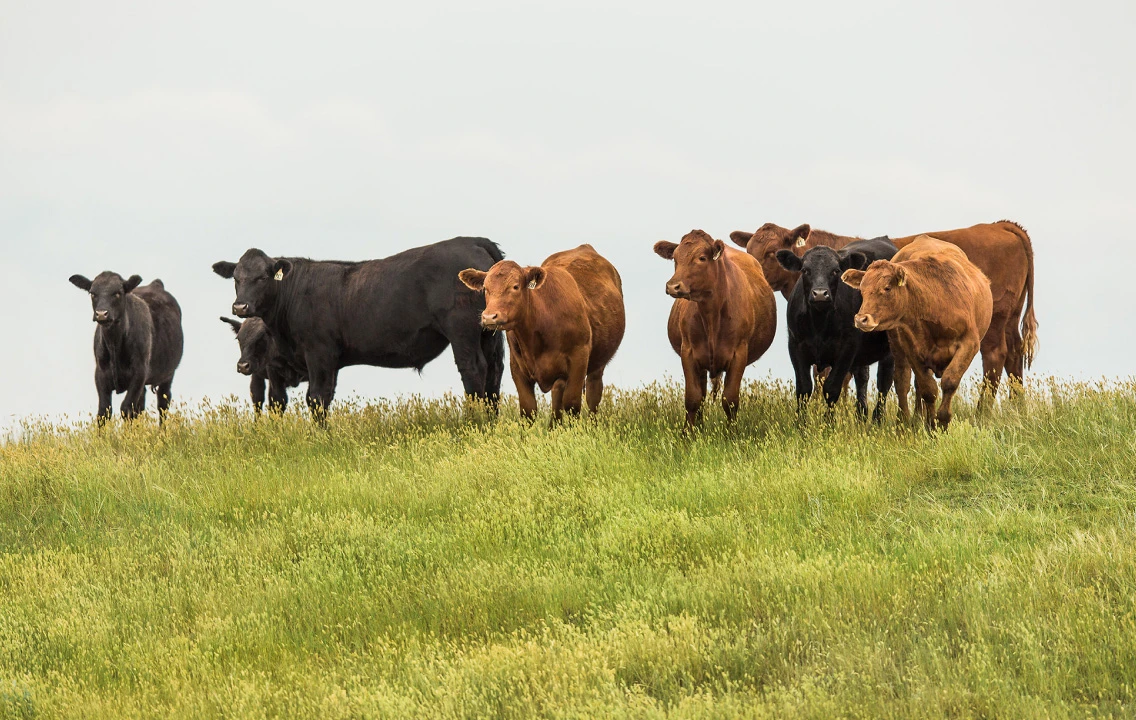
731,220 -> 1036,396
842,236 -> 993,430
655,230 -> 777,426
459,244 -> 625,423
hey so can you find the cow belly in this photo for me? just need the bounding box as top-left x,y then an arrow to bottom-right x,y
341,328 -> 450,370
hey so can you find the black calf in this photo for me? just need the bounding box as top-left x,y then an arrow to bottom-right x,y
220,316 -> 307,413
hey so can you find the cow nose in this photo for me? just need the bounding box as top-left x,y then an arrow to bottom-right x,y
666,281 -> 686,297
94,310 -> 109,322
481,312 -> 498,326
237,362 -> 251,375
854,313 -> 877,331
233,303 -> 250,317
810,288 -> 831,303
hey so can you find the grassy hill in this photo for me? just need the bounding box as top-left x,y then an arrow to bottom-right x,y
1,380 -> 1135,718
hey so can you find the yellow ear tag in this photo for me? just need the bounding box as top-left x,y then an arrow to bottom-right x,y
897,276 -> 905,287
795,238 -> 807,248
274,269 -> 284,281
527,280 -> 537,289
712,249 -> 721,260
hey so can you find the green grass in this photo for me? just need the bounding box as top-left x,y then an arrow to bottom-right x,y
1,379 -> 1135,718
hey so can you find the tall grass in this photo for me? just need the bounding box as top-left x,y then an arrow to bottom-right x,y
1,379 -> 1135,718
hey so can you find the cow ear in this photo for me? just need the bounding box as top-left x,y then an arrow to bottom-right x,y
775,250 -> 803,272
212,261 -> 236,279
729,231 -> 753,248
69,274 -> 92,291
841,269 -> 866,289
711,239 -> 725,260
123,275 -> 143,293
895,266 -> 907,287
653,241 -> 678,260
272,259 -> 292,281
525,267 -> 546,290
788,224 -> 811,249
458,269 -> 487,291
841,252 -> 869,271
220,316 -> 242,335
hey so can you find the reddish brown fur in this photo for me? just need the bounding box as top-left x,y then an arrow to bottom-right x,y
731,220 -> 1037,401
842,236 -> 993,430
458,244 -> 625,424
654,230 -> 777,426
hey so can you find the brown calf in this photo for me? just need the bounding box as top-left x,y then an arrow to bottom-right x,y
458,244 -> 625,424
654,230 -> 777,426
842,236 -> 993,431
731,220 -> 1036,404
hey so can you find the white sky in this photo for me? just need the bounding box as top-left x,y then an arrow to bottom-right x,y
2,1 -> 1133,428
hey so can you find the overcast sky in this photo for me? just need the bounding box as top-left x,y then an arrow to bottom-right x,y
2,0 -> 1133,428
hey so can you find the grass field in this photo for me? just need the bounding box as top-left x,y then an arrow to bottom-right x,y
1,379 -> 1135,718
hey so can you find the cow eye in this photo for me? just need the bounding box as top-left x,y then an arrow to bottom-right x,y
698,256 -> 706,262
114,292 -> 122,298
512,284 -> 519,291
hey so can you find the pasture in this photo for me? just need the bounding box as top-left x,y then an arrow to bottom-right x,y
1,379 -> 1134,718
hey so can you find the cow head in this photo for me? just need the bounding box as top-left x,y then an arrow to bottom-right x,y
654,229 -> 726,301
841,260 -> 907,332
730,223 -> 811,294
219,316 -> 270,376
69,271 -> 142,326
777,246 -> 868,309
458,260 -> 544,331
212,249 -> 292,318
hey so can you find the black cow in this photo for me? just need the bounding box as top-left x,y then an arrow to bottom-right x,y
68,272 -> 184,424
777,237 -> 898,420
220,316 -> 307,414
212,237 -> 506,416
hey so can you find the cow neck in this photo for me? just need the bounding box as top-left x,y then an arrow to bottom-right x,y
507,287 -> 548,355
97,303 -> 135,390
695,260 -> 731,353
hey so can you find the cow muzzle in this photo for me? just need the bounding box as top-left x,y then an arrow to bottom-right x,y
232,302 -> 251,317
480,312 -> 506,331
93,310 -> 111,325
809,288 -> 832,305
854,313 -> 879,332
665,281 -> 690,299
237,361 -> 252,375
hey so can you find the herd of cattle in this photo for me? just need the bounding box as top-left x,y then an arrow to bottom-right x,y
69,220 -> 1037,431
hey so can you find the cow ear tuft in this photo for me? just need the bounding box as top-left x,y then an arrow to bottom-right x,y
711,239 -> 724,260
841,252 -> 869,271
69,274 -> 92,291
220,316 -> 242,335
729,231 -> 753,248
525,267 -> 546,290
212,261 -> 236,279
458,269 -> 487,291
841,269 -> 866,289
272,259 -> 292,281
123,275 -> 143,293
776,250 -> 803,272
789,224 -> 811,248
653,241 -> 678,260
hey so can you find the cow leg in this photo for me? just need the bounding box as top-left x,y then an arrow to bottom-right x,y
823,350 -> 859,413
585,367 -> 605,414
891,345 -> 912,424
1004,324 -> 1025,398
872,355 -> 895,424
937,335 -> 983,430
978,319 -> 1009,415
559,349 -> 589,421
851,365 -> 871,420
680,350 -> 706,428
910,364 -> 939,432
120,380 -> 147,421
156,380 -> 173,425
447,322 -> 490,405
721,344 -> 749,423
95,371 -> 114,427
305,359 -> 338,422
250,374 -> 266,415
481,330 -> 505,412
549,378 -> 566,426
267,369 -> 289,414
789,341 -> 813,412
511,354 -> 539,422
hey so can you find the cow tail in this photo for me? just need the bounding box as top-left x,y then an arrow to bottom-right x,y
1000,220 -> 1038,370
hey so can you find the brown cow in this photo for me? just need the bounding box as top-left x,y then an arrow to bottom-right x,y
458,244 -> 625,424
842,236 -> 993,431
731,220 -> 1036,407
654,230 -> 777,426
